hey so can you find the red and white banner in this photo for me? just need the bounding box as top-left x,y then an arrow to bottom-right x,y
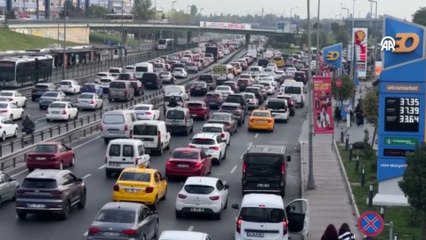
313,76 -> 334,134
199,21 -> 252,30
352,27 -> 368,78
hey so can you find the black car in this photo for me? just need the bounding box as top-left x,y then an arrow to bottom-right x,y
199,74 -> 216,90
31,83 -> 56,101
38,90 -> 70,110
245,87 -> 263,104
142,72 -> 162,90
257,59 -> 269,68
16,169 -> 86,220
294,71 -> 308,85
225,94 -> 247,112
189,81 -> 208,96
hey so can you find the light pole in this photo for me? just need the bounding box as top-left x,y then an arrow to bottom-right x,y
120,0 -> 125,68
198,8 -> 204,41
315,0 -> 320,76
351,0 -> 356,105
368,0 -> 377,59
307,0 -> 316,190
187,5 -> 191,14
153,0 -> 157,50
159,7 -> 164,39
341,7 -> 349,19
290,7 -> 298,20
62,1 -> 67,80
172,0 -> 177,50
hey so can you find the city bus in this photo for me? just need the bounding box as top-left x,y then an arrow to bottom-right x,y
156,39 -> 175,50
0,55 -> 54,88
105,13 -> 134,22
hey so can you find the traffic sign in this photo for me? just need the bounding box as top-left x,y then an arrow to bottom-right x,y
358,211 -> 384,237
336,78 -> 342,88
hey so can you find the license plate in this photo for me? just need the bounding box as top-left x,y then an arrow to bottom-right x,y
195,88 -> 201,90
125,188 -> 140,193
257,183 -> 270,187
257,120 -> 267,123
102,232 -> 120,237
28,204 -> 45,208
52,111 -> 60,114
36,157 -> 46,160
191,114 -> 197,117
190,208 -> 204,212
177,164 -> 189,168
247,232 -> 264,237
109,163 -> 120,167
109,130 -> 119,133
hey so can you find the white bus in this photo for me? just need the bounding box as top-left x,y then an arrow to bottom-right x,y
156,39 -> 175,50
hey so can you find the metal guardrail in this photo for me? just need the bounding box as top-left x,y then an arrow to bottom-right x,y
0,47 -> 246,171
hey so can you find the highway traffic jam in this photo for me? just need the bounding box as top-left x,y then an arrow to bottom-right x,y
0,38 -> 311,240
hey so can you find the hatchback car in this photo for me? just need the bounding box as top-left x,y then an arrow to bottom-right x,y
201,123 -> 230,146
241,92 -> 259,110
222,81 -> 240,93
189,82 -> 208,96
219,102 -> 245,126
159,71 -> 174,84
207,112 -> 238,135
204,92 -> 224,109
0,102 -> 24,121
59,80 -> 81,94
166,148 -> 212,178
81,83 -> 103,97
31,83 -> 56,101
0,171 -> 19,204
277,94 -> 296,117
46,101 -> 79,121
186,101 -> 209,120
25,142 -> 75,171
175,177 -> 229,220
172,68 -> 188,78
215,85 -> 234,99
0,117 -> 18,141
0,90 -> 27,108
76,93 -> 103,110
38,90 -> 69,110
188,133 -> 227,165
87,202 -> 159,240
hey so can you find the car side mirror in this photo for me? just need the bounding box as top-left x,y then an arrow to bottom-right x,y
286,156 -> 291,162
231,204 -> 239,209
224,184 -> 230,190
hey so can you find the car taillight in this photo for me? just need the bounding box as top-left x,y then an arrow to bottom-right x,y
8,98 -> 13,101
236,216 -> 243,233
209,195 -> 220,201
122,229 -> 137,236
124,125 -> 128,131
194,161 -> 202,168
145,111 -> 152,115
283,220 -> 288,235
250,119 -> 255,123
113,184 -> 119,191
281,163 -> 286,175
145,186 -> 154,193
62,110 -> 67,114
210,146 -> 219,150
178,193 -> 187,199
267,119 -> 272,123
220,133 -> 225,138
188,144 -> 196,148
91,100 -> 95,104
88,227 -> 101,235
166,161 -> 173,166
51,190 -> 63,195
0,110 -> 8,113
242,162 -> 247,173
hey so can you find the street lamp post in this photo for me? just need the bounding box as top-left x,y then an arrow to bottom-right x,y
153,0 -> 157,50
62,1 -> 67,80
341,7 -> 349,19
172,0 -> 177,51
351,0 -> 356,105
120,0 -> 125,68
307,0 -> 316,190
315,0 -> 321,76
290,7 -> 298,20
198,8 -> 204,41
187,5 -> 191,14
160,7 -> 164,39
368,0 -> 377,59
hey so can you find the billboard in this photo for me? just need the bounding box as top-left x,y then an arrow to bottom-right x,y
199,21 -> 251,30
313,76 -> 334,134
352,28 -> 368,78
276,20 -> 298,33
322,43 -> 343,69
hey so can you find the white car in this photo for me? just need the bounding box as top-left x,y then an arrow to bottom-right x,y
263,68 -> 276,78
172,68 -> 188,78
215,85 -> 234,99
266,98 -> 289,123
95,71 -> 113,81
267,63 -> 278,70
201,123 -> 231,146
0,102 -> 24,121
59,79 -> 81,94
76,92 -> 103,110
124,65 -> 136,73
0,90 -> 27,108
108,67 -> 122,78
0,117 -> 18,141
274,70 -> 285,81
241,92 -> 259,109
175,176 -> 229,220
133,104 -> 161,120
286,67 -> 297,77
98,76 -> 115,91
159,231 -> 212,240
259,81 -> 276,95
189,133 -> 227,164
46,101 -> 79,121
259,76 -> 278,88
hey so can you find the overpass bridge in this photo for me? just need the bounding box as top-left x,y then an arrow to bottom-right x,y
6,19 -> 298,45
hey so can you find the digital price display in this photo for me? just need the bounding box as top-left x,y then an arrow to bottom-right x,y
384,97 -> 420,132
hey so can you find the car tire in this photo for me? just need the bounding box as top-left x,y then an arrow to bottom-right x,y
160,187 -> 167,201
104,138 -> 109,144
151,197 -> 158,211
23,101 -> 27,108
9,114 -> 13,121
175,210 -> 183,219
224,199 -> 228,209
158,144 -> 164,156
77,192 -> 86,209
60,201 -> 71,220
105,169 -> 112,178
13,129 -> 17,138
17,211 -> 27,220
222,150 -> 227,160
70,156 -> 75,167
213,211 -> 221,220
227,138 -> 231,146
75,112 -> 79,119
184,128 -> 189,136
1,132 -> 6,142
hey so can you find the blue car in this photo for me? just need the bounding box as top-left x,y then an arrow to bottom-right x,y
81,83 -> 103,97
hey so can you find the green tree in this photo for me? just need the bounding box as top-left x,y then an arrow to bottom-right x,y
331,75 -> 355,102
133,0 -> 153,20
190,5 -> 197,18
88,5 -> 108,18
60,0 -> 84,18
335,27 -> 349,46
413,7 -> 426,27
399,143 -> 426,237
330,22 -> 340,35
363,86 -> 379,145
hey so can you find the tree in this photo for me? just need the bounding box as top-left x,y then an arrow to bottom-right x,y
331,75 -> 355,102
60,0 -> 83,18
399,143 -> 426,237
335,27 -> 349,46
190,5 -> 197,18
88,5 -> 108,18
133,0 -> 153,20
363,86 -> 379,145
330,22 -> 340,35
413,7 -> 426,27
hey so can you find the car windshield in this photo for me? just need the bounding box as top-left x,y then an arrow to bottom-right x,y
109,69 -> 121,73
221,105 -> 238,110
252,111 -> 270,117
95,209 -> 136,223
160,72 -> 170,77
187,103 -> 203,108
171,151 -> 199,159
103,114 -> 124,124
119,172 -> 151,182
164,96 -> 182,102
100,78 -> 111,83
284,86 -> 302,94
109,82 -> 125,88
42,92 -> 58,97
79,94 -> 94,99
134,125 -> 157,135
192,138 -> 215,145
49,103 -> 66,108
0,103 -> 8,108
35,84 -> 50,89
216,86 -> 229,91
22,178 -> 57,188
240,207 -> 285,223
33,144 -> 57,153
206,93 -> 220,98
0,92 -> 13,96
202,126 -> 222,133
166,110 -> 184,119
61,81 -> 71,85
210,114 -> 230,121
97,73 -> 108,77
243,94 -> 254,99
184,185 -> 215,194
267,101 -> 286,109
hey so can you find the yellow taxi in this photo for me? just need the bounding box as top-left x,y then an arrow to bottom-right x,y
273,56 -> 285,68
112,167 -> 167,209
248,109 -> 275,132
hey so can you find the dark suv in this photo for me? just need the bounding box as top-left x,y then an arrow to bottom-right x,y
16,169 -> 86,220
242,145 -> 291,197
31,83 -> 56,101
225,94 -> 247,112
142,72 -> 162,90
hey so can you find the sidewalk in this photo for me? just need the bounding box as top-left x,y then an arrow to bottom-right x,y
298,81 -> 375,239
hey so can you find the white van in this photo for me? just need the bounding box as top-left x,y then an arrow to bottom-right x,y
164,85 -> 189,101
101,110 -> 137,144
133,120 -> 171,156
165,107 -> 194,136
232,194 -> 309,240
105,139 -> 151,177
281,81 -> 305,108
134,62 -> 154,80
159,231 -> 212,240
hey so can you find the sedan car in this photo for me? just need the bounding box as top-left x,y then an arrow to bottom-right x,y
46,101 -> 79,121
76,93 -> 103,110
207,112 -> 238,135
222,81 -> 240,93
203,92 -> 224,109
200,123 -> 231,146
25,142 -> 75,171
248,109 -> 275,132
132,103 -> 161,120
186,101 -> 209,120
98,76 -> 115,94
159,71 -> 175,84
0,117 -> 18,141
285,67 -> 298,77
0,171 -> 19,204
113,167 -> 167,209
0,90 -> 27,108
38,90 -> 69,110
0,102 -> 24,121
172,68 -> 188,79
215,85 -> 234,99
241,92 -> 259,110
31,83 -> 56,102
87,202 -> 159,240
59,79 -> 81,94
219,102 -> 245,126
258,81 -> 276,95
189,82 -> 208,96
166,148 -> 212,178
81,83 -> 103,97
175,177 -> 229,220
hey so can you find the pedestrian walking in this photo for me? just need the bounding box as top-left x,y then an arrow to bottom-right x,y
355,101 -> 364,126
321,224 -> 339,240
338,223 -> 356,240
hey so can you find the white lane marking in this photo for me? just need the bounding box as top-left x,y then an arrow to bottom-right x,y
83,173 -> 91,179
74,136 -> 101,149
230,165 -> 238,174
98,165 -> 106,170
12,169 -> 28,178
83,231 -> 88,236
187,226 -> 194,231
241,142 -> 253,160
254,133 -> 259,139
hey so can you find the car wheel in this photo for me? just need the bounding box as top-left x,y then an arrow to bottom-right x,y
224,198 -> 228,209
75,112 -> 79,119
184,128 -> 189,136
60,201 -> 71,220
160,186 -> 167,201
9,114 -> 13,120
13,129 -> 17,138
141,235 -> 146,240
227,138 -> 231,146
70,156 -> 75,167
77,192 -> 86,209
222,150 -> 227,160
213,211 -> 221,220
150,197 -> 158,210
67,115 -> 71,121
17,211 -> 27,220
23,101 -> 27,108
158,144 -> 164,156
1,132 -> 6,142
105,169 -> 112,178
104,138 -> 109,144
175,210 -> 183,219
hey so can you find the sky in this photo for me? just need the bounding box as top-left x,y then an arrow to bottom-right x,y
155,0 -> 424,22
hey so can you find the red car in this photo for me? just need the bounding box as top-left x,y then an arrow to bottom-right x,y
26,142 -> 75,171
165,148 -> 212,178
186,101 -> 209,120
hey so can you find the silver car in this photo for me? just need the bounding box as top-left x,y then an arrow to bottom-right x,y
76,93 -> 104,110
87,202 -> 159,240
0,171 -> 19,204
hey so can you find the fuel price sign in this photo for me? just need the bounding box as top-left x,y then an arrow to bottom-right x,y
384,97 -> 420,132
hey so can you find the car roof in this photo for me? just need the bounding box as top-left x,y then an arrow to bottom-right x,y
193,132 -> 219,139
0,90 -> 17,93
185,176 -> 219,186
109,139 -> 143,144
121,167 -> 157,174
174,147 -> 201,153
159,231 -> 208,240
252,109 -> 270,113
49,101 -> 69,105
26,169 -> 71,179
133,120 -> 164,125
101,202 -> 142,211
202,123 -> 225,128
222,102 -> 240,106
134,103 -> 154,107
241,193 -> 284,209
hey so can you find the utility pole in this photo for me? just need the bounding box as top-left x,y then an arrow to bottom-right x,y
351,0 -> 356,106
62,1 -> 67,80
315,0 -> 320,76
